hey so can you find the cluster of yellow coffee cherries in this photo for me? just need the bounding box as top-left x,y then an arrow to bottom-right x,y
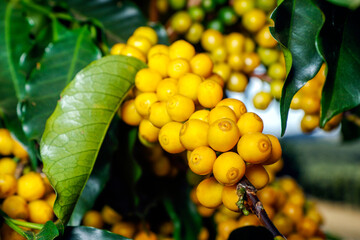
290,64 -> 343,133
115,27 -> 282,215
81,206 -> 158,240
0,129 -> 55,240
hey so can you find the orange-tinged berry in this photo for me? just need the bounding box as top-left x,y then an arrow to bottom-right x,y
166,95 -> 195,122
111,222 -> 136,238
257,186 -> 277,206
158,122 -> 185,154
227,53 -> 244,71
169,40 -> 195,60
134,231 -> 157,240
237,132 -> 272,164
256,25 -> 277,48
225,32 -> 245,53
216,98 -> 247,119
28,200 -> 54,224
135,68 -> 162,92
196,177 -> 224,208
217,219 -> 238,239
82,210 -> 104,229
120,100 -> 142,126
263,134 -> 282,165
0,158 -> 16,175
45,193 -> 56,208
273,214 -> 294,236
301,94 -> 321,115
238,214 -> 260,227
222,185 -> 240,212
213,152 -> 245,186
148,101 -> 172,128
139,119 -> 161,143
236,112 -> 264,136
282,202 -> 303,223
12,140 -> 28,160
1,195 -> 29,219
242,52 -> 260,74
180,119 -> 209,150
301,114 -> 319,133
188,146 -> 216,175
17,172 -> 46,201
208,118 -> 240,152
296,217 -> 318,238
198,80 -> 223,108
0,174 -> 17,198
206,73 -> 225,87
101,205 -> 122,225
190,53 -> 214,78
197,205 -> 216,217
213,63 -> 231,82
245,164 -> 269,189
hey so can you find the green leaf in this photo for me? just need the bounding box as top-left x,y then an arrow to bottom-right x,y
35,221 -> 59,240
326,0 -> 360,10
316,5 -> 360,126
228,226 -> 273,240
270,0 -> 325,135
20,22 -> 102,142
58,0 -> 147,44
40,55 -> 146,225
63,226 -> 130,240
68,120 -> 119,226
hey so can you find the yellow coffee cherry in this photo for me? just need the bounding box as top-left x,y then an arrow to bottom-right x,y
148,44 -> 169,59
110,43 -> 126,55
257,47 -> 280,66
236,112 -> 264,136
301,114 -> 319,133
290,92 -> 303,110
227,53 -> 244,71
206,73 -> 225,88
264,157 -> 283,173
148,101 -> 172,128
121,45 -> 146,63
237,132 -> 272,164
198,80 -> 223,108
213,152 -> 246,186
45,193 -> 56,208
156,78 -> 178,101
127,35 -> 152,54
134,230 -> 157,240
216,98 -> 247,119
111,222 -> 136,238
82,210 -> 104,229
226,72 -> 248,92
158,122 -> 185,154
133,26 -> 158,45
256,25 -> 277,48
213,63 -> 231,82
17,172 -> 46,201
171,11 -> 192,34
169,40 -> 195,60
242,9 -> 266,32
0,174 -> 17,198
270,79 -> 284,100
198,227 -> 209,240
263,134 -> 282,165
237,214 -> 260,227
179,119 -> 209,150
166,95 -> 195,122
244,37 -> 256,52
0,129 -> 14,156
253,91 -> 273,110
268,62 -> 286,80
225,32 -> 245,53
323,113 -> 343,131
28,200 -> 54,224
201,29 -> 224,52
178,73 -> 203,101
208,106 -> 237,125
134,92 -> 158,117
218,219 -> 239,239
189,109 -> 210,122
167,58 -> 191,79
188,146 -> 216,175
185,22 -> 204,44
301,94 -> 321,115
12,140 -> 28,160
139,119 -> 161,143
211,45 -> 228,63
0,157 -> 16,175
1,195 -> 29,219
245,164 -> 269,189
190,53 -> 214,78
135,68 -> 162,92
233,0 -> 255,16
196,177 -> 224,208
148,53 -> 170,77
101,205 -> 122,225
273,214 -> 294,236
208,118 -> 240,152
242,52 -> 261,73
120,100 -> 142,127
197,204 -> 216,218
222,185 -> 240,212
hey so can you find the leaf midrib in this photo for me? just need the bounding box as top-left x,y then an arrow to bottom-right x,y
66,27 -> 86,84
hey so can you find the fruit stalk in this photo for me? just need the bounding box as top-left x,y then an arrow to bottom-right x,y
237,178 -> 285,239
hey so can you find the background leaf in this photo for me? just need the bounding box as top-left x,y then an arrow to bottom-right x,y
19,21 -> 102,142
316,4 -> 360,126
62,226 -> 130,240
40,55 -> 146,225
35,221 -> 59,240
58,0 -> 147,44
270,0 -> 324,135
326,0 -> 360,9
228,226 -> 273,240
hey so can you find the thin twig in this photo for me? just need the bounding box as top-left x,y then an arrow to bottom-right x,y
237,178 -> 286,239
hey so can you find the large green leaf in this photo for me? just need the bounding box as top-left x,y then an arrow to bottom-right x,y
270,0 -> 324,135
20,22 -> 102,142
35,221 -> 59,240
63,226 -> 130,239
40,55 -> 146,225
68,120 -> 119,226
58,0 -> 147,44
316,5 -> 360,126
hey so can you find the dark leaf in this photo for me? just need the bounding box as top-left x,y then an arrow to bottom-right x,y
62,226 -> 130,240
270,0 -> 324,135
326,0 -> 360,10
40,55 -> 146,224
228,226 -> 273,240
